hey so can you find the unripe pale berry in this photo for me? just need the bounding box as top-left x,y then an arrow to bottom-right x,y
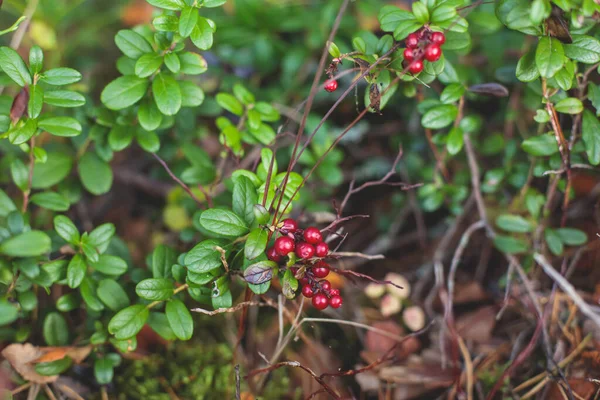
303,227 -> 322,244
405,33 -> 419,49
315,241 -> 329,258
324,79 -> 338,92
274,236 -> 295,256
295,242 -> 315,259
312,293 -> 328,310
409,60 -> 423,74
431,31 -> 446,45
424,44 -> 441,62
329,295 -> 343,309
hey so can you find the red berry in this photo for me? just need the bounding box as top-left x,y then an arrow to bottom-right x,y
274,236 -> 295,256
319,280 -> 331,291
405,33 -> 419,49
329,295 -> 343,309
312,264 -> 330,278
302,285 -> 315,298
330,289 -> 340,296
431,31 -> 445,45
409,60 -> 423,74
295,242 -> 315,259
314,241 -> 329,258
303,227 -> 322,244
312,293 -> 328,310
280,218 -> 298,234
424,44 -> 442,62
300,276 -> 309,285
266,246 -> 282,263
324,79 -> 338,92
403,48 -> 415,62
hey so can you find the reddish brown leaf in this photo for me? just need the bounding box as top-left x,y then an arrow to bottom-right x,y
10,87 -> 29,123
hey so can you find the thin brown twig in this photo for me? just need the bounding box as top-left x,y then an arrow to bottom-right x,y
191,300 -> 274,315
330,251 -> 384,260
152,153 -> 209,207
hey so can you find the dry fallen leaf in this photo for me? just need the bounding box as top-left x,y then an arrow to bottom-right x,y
1,344 -> 92,384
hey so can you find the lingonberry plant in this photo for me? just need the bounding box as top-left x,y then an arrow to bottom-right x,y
1,0 -> 600,397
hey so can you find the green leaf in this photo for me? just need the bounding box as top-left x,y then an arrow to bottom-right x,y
255,102 -> 279,121
166,299 -> 193,340
440,83 -> 465,104
544,228 -> 564,255
78,153 -> 113,195
164,53 -> 180,73
556,228 -> 587,246
244,260 -> 275,285
496,214 -> 533,233
179,6 -> 199,38
54,215 -> 79,244
245,228 -> 268,260
535,37 -> 564,78
0,300 -> 18,326
564,35 -> 600,64
552,59 -> 575,91
94,358 -> 114,385
179,81 -> 205,107
422,104 -> 457,129
108,125 -> 134,151
134,53 -> 163,78
146,0 -> 185,10
216,93 -> 243,116
147,312 -> 177,340
0,47 -> 31,86
0,231 -> 51,257
179,52 -> 207,75
56,293 -> 79,312
203,0 -> 226,6
35,357 -> 72,376
31,151 -> 72,189
493,235 -> 529,254
137,130 -> 160,153
184,239 -> 223,273
393,20 -> 422,40
43,90 -> 85,108
80,277 -> 105,312
582,110 -> 600,165
412,2 -> 429,23
38,117 -> 81,137
446,126 -> 464,155
516,50 -> 540,82
190,18 -> 214,50
11,159 -> 28,191
555,98 -> 583,114
101,76 -> 149,110
43,312 -> 69,345
90,255 -> 128,276
30,191 -> 69,211
248,123 -> 276,145
152,73 -> 181,116
378,5 -> 414,32
97,279 -> 130,311
29,45 -> 43,75
108,305 -> 149,339
138,98 -> 163,131
232,176 -> 257,226
89,223 -> 115,254
233,83 -> 255,105
212,289 -> 232,308
136,278 -> 173,301
495,0 -> 541,35
153,15 -> 179,32
0,188 -> 17,217
281,268 -> 298,299
115,30 -> 153,59
9,119 -> 37,145
152,245 -> 175,279
41,68 -> 82,85
67,254 -> 86,288
199,209 -> 249,238
521,134 -> 559,156
588,83 -> 600,116
28,85 -> 43,119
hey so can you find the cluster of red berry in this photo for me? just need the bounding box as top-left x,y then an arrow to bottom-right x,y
266,219 -> 342,310
403,29 -> 446,74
